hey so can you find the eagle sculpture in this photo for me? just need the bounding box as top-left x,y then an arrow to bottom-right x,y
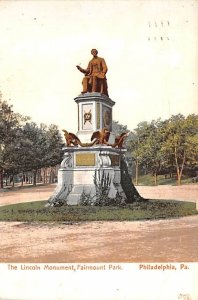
63,129 -> 99,147
62,130 -> 81,147
111,132 -> 129,148
91,128 -> 110,145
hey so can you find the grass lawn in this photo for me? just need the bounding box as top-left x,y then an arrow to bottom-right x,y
0,199 -> 197,222
134,174 -> 195,186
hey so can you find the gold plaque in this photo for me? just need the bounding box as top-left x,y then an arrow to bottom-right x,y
76,153 -> 96,166
109,154 -> 120,166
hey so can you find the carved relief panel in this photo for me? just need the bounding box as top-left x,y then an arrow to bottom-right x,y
102,105 -> 112,131
82,103 -> 93,130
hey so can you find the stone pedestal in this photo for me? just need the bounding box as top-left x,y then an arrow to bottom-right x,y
48,92 -> 130,206
75,92 -> 115,143
48,146 -> 127,206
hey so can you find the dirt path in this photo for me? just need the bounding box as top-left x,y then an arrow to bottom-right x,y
0,184 -> 197,262
137,184 -> 198,202
0,184 -> 56,206
0,184 -> 197,206
1,215 -> 198,262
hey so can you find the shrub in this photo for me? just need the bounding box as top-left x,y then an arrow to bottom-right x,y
93,170 -> 111,205
79,189 -> 94,206
80,170 -> 126,207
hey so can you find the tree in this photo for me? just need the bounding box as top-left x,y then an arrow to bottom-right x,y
0,94 -> 64,188
0,94 -> 28,188
20,122 -> 63,185
41,124 -> 64,183
140,119 -> 165,185
112,120 -> 128,136
128,121 -> 151,185
21,122 -> 49,185
161,114 -> 198,185
45,124 -> 64,167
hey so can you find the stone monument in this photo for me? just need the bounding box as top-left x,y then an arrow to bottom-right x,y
48,49 -> 140,206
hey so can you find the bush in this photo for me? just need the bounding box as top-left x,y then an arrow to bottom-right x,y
94,170 -> 111,206
79,170 -> 126,207
79,189 -> 94,206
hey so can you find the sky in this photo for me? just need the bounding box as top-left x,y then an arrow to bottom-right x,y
0,0 -> 197,134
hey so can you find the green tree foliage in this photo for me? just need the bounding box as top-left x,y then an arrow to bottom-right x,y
20,122 -> 47,185
129,114 -> 198,185
128,121 -> 152,185
161,114 -> 198,185
0,94 -> 28,187
19,122 -> 63,185
112,120 -> 128,136
45,124 -> 64,167
0,94 -> 63,188
139,119 -> 166,185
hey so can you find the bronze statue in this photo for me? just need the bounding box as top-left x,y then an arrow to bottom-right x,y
76,49 -> 109,96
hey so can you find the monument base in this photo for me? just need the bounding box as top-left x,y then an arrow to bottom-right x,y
47,146 -> 127,206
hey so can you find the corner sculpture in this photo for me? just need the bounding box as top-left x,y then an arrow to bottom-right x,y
76,49 -> 109,96
62,130 -> 96,147
110,132 -> 129,148
63,128 -> 128,148
90,127 -> 110,145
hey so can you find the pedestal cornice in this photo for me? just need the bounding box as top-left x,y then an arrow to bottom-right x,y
74,92 -> 115,107
62,145 -> 127,154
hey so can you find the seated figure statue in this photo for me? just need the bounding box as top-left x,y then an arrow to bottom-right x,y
76,49 -> 109,96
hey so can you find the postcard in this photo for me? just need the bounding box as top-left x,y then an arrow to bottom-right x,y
0,0 -> 197,299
